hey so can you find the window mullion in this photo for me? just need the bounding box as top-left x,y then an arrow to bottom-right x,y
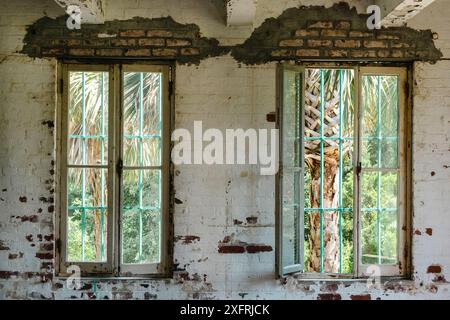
110,64 -> 121,275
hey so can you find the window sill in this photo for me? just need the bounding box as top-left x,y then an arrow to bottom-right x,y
284,274 -> 410,283
54,274 -> 172,281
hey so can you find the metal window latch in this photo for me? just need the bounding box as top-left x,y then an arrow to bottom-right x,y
56,238 -> 62,253
116,159 -> 123,175
356,162 -> 362,175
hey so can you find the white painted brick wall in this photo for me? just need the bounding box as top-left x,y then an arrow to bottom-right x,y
0,0 -> 450,300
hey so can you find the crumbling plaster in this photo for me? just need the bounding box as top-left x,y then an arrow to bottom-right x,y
0,0 -> 449,300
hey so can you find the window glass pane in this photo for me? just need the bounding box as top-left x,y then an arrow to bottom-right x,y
361,74 -> 400,266
123,137 -> 161,167
304,68 -> 354,274
362,210 -> 398,265
68,71 -> 109,166
381,140 -> 398,169
122,209 -> 160,264
281,69 -> 302,273
361,210 -> 377,265
123,72 -> 162,167
361,172 -> 378,210
67,167 -> 108,262
282,169 -> 301,268
123,169 -> 160,209
361,75 -> 399,169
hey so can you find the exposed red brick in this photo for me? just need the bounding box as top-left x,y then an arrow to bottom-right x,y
433,275 -> 447,283
425,228 -> 433,236
364,40 -> 388,48
279,39 -> 304,47
0,240 -> 10,250
351,294 -> 371,300
175,235 -> 200,245
378,50 -> 391,58
139,38 -> 165,46
328,50 -> 348,58
246,216 -> 258,224
233,219 -> 243,225
83,39 -> 108,46
167,39 -> 191,47
152,48 -> 177,56
144,292 -> 157,300
16,215 -> 38,223
69,48 -> 94,56
296,49 -> 320,57
246,245 -> 273,254
218,244 -> 246,254
392,50 -> 404,58
295,29 -> 319,37
350,50 -> 377,58
0,271 -> 19,279
44,234 -> 54,241
321,29 -> 348,37
221,236 -> 232,244
40,243 -> 54,251
120,30 -> 146,37
335,39 -> 360,48
308,39 -> 332,47
36,252 -> 53,260
318,293 -> 341,300
125,49 -> 151,56
8,252 -> 23,260
349,31 -> 372,38
427,265 -> 442,274
19,196 -> 27,202
111,39 -> 136,46
414,229 -> 422,236
147,30 -> 173,38
266,112 -> 276,123
321,283 -> 339,292
95,49 -> 124,56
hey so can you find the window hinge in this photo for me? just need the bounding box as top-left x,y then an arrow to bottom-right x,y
356,162 -> 362,175
168,80 -> 174,97
116,159 -> 123,176
56,238 -> 62,253
405,82 -> 410,99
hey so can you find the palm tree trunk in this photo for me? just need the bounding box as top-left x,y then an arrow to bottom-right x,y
307,153 -> 340,273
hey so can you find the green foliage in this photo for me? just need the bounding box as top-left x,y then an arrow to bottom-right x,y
67,71 -> 162,264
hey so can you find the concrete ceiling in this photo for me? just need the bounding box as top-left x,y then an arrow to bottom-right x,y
375,0 -> 436,27
52,0 -> 436,28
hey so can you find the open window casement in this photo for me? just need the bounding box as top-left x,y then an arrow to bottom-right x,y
277,64 -> 409,278
277,65 -> 305,276
357,67 -> 408,278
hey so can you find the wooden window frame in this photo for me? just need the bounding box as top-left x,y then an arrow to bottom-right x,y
55,62 -> 173,277
276,63 -> 412,279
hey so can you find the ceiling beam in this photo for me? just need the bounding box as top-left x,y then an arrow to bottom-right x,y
226,0 -> 257,27
54,0 -> 105,24
375,0 -> 436,27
